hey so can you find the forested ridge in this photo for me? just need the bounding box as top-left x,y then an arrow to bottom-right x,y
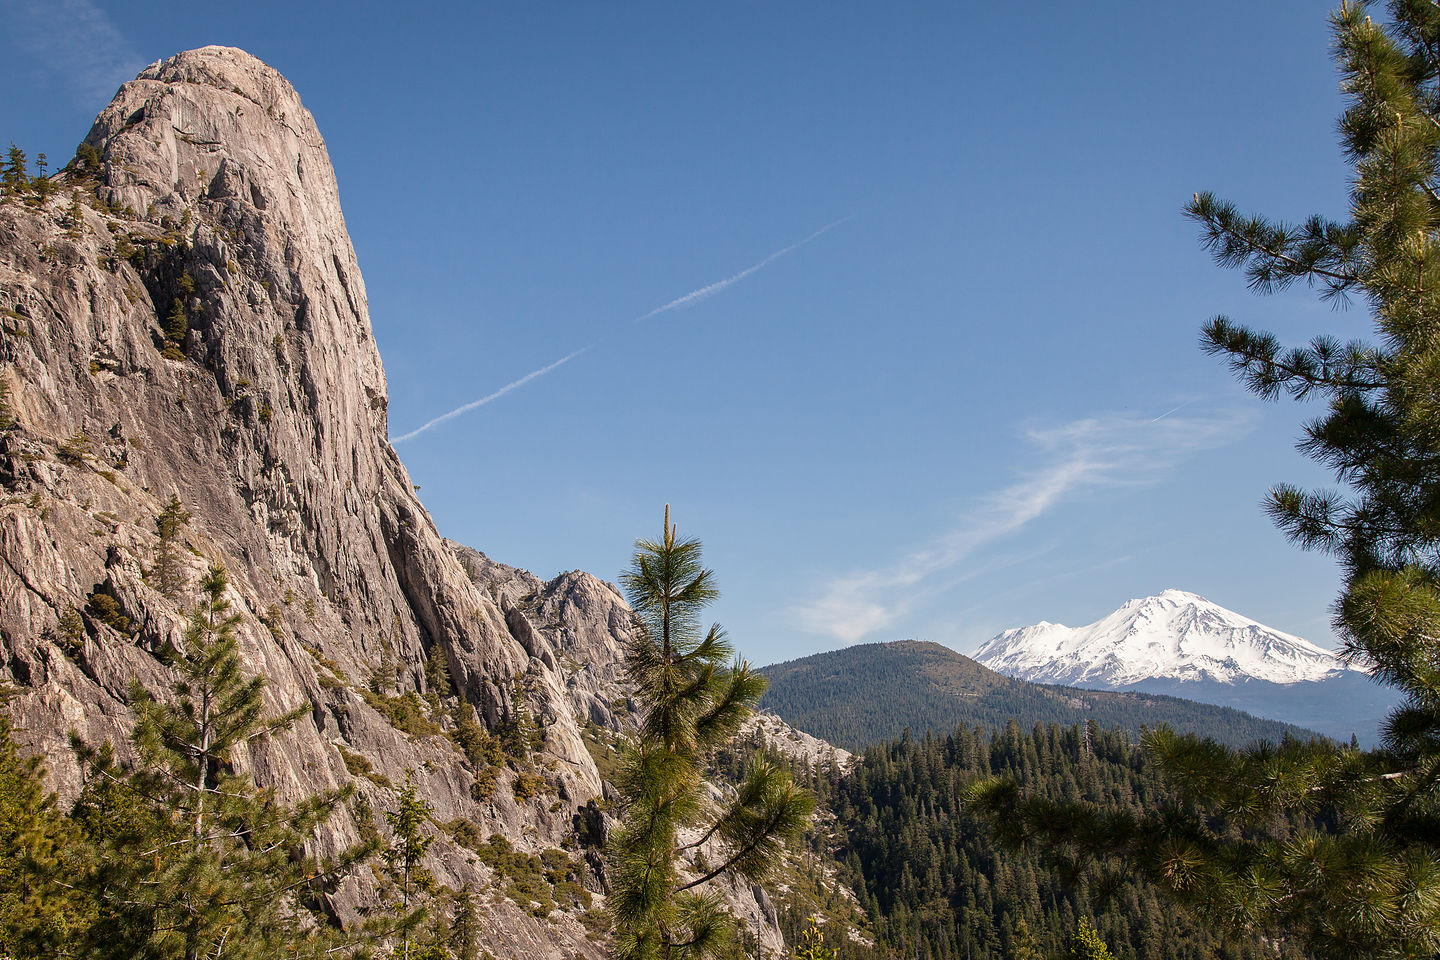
761,641 -> 1318,751
775,719 -> 1314,960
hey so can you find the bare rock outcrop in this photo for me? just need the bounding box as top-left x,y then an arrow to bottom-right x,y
0,45 -> 758,956
0,46 -> 837,955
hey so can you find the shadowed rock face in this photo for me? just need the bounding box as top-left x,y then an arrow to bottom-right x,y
0,46 -> 788,956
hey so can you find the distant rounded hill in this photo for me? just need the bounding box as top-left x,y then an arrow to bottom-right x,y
758,639 -> 1323,751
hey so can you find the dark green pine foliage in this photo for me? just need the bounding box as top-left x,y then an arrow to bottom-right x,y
0,697 -> 90,958
970,4 -> 1440,958
72,561 -> 365,959
2,144 -> 28,196
163,298 -> 188,360
383,772 -> 437,960
66,190 -> 83,238
147,494 -> 193,600
609,507 -> 815,960
822,721 -> 1309,960
448,887 -> 481,960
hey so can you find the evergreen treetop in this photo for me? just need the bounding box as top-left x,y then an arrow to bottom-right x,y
609,507 -> 814,960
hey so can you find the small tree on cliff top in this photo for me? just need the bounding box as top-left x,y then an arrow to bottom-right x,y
609,506 -> 814,960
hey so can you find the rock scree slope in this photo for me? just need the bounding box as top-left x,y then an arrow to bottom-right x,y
0,46 -> 789,956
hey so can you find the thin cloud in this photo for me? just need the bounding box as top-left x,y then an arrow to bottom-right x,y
391,348 -> 588,444
14,0 -> 145,106
791,408 -> 1252,645
634,218 -> 850,322
1150,398 -> 1196,423
392,219 -> 848,444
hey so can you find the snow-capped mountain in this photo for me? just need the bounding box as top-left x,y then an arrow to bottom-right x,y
975,590 -> 1397,744
976,589 -> 1355,687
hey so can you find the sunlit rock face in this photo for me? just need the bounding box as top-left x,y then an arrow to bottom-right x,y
0,46 -> 797,955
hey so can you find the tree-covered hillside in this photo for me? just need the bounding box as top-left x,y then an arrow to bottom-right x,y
793,720 -> 1313,960
760,640 -> 1320,750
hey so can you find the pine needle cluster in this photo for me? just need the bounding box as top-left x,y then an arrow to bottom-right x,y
609,507 -> 814,960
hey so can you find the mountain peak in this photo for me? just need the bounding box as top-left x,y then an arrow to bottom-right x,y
976,591 -> 1351,686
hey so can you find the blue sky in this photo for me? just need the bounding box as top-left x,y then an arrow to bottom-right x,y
3,1 -> 1367,665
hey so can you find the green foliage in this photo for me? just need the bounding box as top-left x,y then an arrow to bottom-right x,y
383,773 -> 437,959
498,678 -> 540,760
424,645 -> 452,710
66,191 -> 82,238
469,834 -> 591,919
2,144 -> 28,196
451,703 -> 503,770
0,377 -> 14,431
761,640 -> 1318,751
73,142 -> 102,176
968,5 -> 1440,959
793,919 -> 837,960
56,606 -> 85,651
835,721 -> 1304,960
1010,917 -> 1045,960
163,297 -> 188,359
511,770 -> 546,802
449,887 -> 480,960
146,493 -> 193,600
609,507 -> 814,960
68,560 -> 366,958
362,689 -> 444,738
86,590 -> 130,634
1069,918 -> 1115,960
0,707 -> 89,958
338,744 -> 392,788
56,430 -> 91,464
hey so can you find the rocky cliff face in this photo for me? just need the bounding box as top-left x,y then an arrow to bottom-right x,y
0,46 -> 790,956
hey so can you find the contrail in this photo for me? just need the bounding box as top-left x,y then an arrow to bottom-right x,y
392,218 -> 848,444
391,348 -> 588,443
1149,399 -> 1196,423
634,217 -> 851,322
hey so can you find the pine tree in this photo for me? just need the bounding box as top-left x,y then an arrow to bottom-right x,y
383,772 -> 437,960
2,144 -> 27,196
65,190 -> 82,238
424,644 -> 452,710
793,919 -> 837,960
72,561 -> 363,959
608,507 -> 814,960
147,493 -> 193,600
31,155 -> 52,204
1067,919 -> 1114,960
449,886 -> 480,960
1010,917 -> 1044,960
0,699 -> 88,957
969,4 -> 1440,959
163,298 -> 188,359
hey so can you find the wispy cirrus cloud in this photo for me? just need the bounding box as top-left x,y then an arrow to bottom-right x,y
392,219 -> 847,444
14,0 -> 145,107
633,218 -> 849,322
390,349 -> 588,444
790,408 -> 1253,645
